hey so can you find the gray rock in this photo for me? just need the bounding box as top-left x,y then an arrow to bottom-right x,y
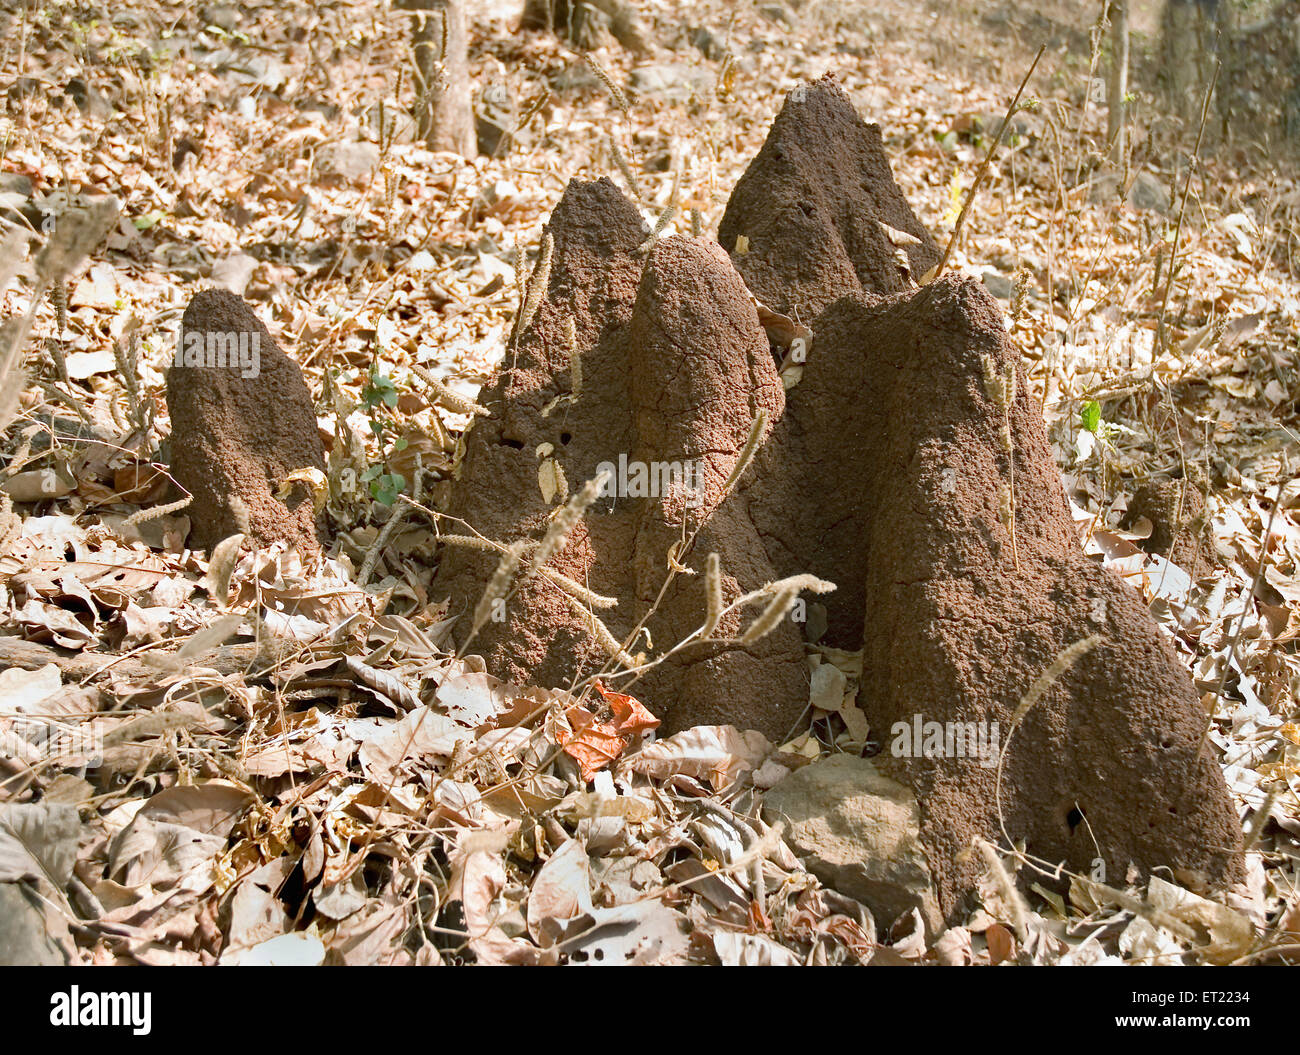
63,79 -> 114,120
0,883 -> 74,965
975,109 -> 1038,141
1088,172 -> 1122,204
318,140 -> 380,182
759,3 -> 794,27
0,173 -> 33,226
0,173 -> 33,198
982,271 -> 1014,301
551,68 -> 600,93
209,252 -> 259,296
763,754 -> 942,935
199,4 -> 240,31
628,63 -> 712,101
689,26 -> 724,60
477,84 -> 513,158
1089,170 -> 1171,214
1128,171 -> 1170,213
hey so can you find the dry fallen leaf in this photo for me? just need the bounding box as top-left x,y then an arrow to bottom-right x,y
557,681 -> 659,782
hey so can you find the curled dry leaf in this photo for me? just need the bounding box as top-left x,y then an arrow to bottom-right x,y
620,725 -> 773,790
526,837 -> 594,947
557,680 -> 660,782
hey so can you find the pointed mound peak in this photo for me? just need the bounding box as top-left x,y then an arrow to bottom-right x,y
719,73 -> 940,317
544,176 -> 648,262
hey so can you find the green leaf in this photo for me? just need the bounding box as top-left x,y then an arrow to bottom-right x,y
362,371 -> 398,410
1080,400 -> 1101,434
371,472 -> 406,506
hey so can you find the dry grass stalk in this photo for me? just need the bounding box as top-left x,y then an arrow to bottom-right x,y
122,495 -> 192,527
527,468 -> 610,578
470,540 -> 526,639
437,532 -> 510,553
50,281 -> 67,336
358,504 -> 408,587
700,552 -> 723,639
1155,61 -> 1219,355
537,565 -> 618,609
739,587 -> 799,645
585,56 -> 630,117
112,331 -> 146,428
515,232 -> 554,336
201,533 -> 246,608
637,167 -> 680,254
566,592 -> 635,668
734,573 -> 835,610
606,132 -> 641,200
995,634 -> 1101,851
933,46 -> 1043,279
566,318 -> 582,397
720,408 -> 769,498
975,837 -> 1028,944
1241,784 -> 1281,854
512,239 -> 525,297
409,361 -> 489,417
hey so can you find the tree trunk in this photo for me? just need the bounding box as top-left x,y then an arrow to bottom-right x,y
403,0 -> 475,157
1107,1 -> 1130,165
1160,0 -> 1221,122
521,0 -> 649,54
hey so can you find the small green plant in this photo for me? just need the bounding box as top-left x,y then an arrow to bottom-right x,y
1075,399 -> 1132,465
359,368 -> 408,506
1080,399 -> 1101,435
361,464 -> 406,506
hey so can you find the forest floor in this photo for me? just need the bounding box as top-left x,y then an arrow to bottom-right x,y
0,0 -> 1297,965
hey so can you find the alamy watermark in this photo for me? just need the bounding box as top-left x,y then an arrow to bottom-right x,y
890,713 -> 1001,768
174,324 -> 261,378
50,987 -> 151,1035
12,717 -> 104,768
594,453 -> 706,509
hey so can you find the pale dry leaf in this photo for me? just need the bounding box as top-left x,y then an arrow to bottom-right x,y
0,802 -> 81,887
527,837 -> 594,947
620,725 -> 773,789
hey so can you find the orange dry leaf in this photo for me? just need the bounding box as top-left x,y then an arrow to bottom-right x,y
592,680 -> 660,735
557,681 -> 659,782
986,923 -> 1015,966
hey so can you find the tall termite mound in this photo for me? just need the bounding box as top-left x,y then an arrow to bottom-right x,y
728,76 -> 1243,918
433,75 -> 1244,922
430,178 -> 809,742
166,289 -> 326,555
718,73 -> 940,318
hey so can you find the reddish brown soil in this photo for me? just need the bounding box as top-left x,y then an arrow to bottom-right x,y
166,289 -> 325,555
433,178 -> 807,741
1123,477 -> 1215,579
753,280 -> 1243,919
718,73 -> 940,318
433,77 -> 1244,921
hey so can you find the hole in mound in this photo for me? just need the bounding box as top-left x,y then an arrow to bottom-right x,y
1064,804 -> 1086,835
500,438 -> 525,450
560,431 -> 572,445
